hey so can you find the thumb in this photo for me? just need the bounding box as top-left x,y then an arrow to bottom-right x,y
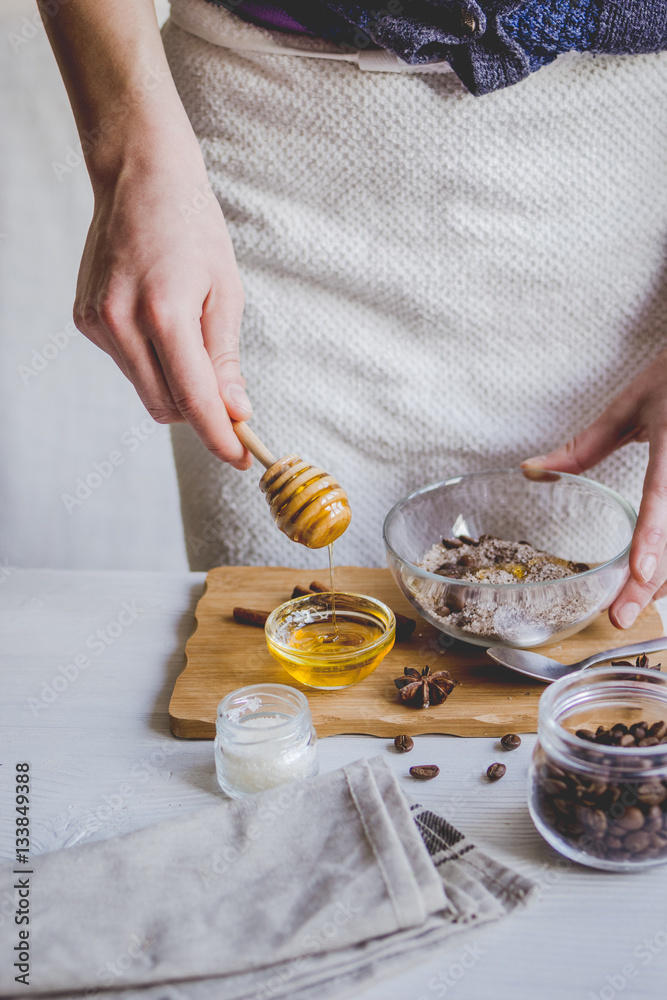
521,404 -> 635,476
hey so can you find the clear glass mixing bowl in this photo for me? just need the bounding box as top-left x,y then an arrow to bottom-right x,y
383,468 -> 636,649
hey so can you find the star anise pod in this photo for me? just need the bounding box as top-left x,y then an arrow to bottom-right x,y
611,653 -> 662,671
394,666 -> 457,708
610,652 -> 662,684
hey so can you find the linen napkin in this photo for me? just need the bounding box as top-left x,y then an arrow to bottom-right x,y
0,758 -> 536,999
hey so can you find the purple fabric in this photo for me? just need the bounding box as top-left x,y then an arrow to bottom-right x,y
208,0 -> 667,95
233,1 -> 311,34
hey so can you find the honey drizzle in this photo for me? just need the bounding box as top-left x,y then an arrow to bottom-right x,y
328,542 -> 338,637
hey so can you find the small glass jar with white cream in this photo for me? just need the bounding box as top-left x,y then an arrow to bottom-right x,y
214,683 -> 319,798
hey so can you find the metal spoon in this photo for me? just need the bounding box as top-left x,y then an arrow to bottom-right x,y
486,636 -> 667,683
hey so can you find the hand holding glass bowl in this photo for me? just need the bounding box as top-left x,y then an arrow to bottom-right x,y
383,469 -> 636,649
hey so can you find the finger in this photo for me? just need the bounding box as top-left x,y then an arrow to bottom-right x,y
200,282 -> 253,470
628,436 -> 667,585
109,332 -> 185,425
143,305 -> 248,465
93,299 -> 185,424
521,400 -> 637,475
201,282 -> 252,421
609,545 -> 667,629
74,305 -> 132,380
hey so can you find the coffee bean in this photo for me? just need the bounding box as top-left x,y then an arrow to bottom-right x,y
457,535 -> 479,546
649,721 -> 667,740
636,847 -> 661,860
576,729 -> 596,742
617,807 -> 645,831
638,736 -> 660,747
409,765 -> 439,780
553,797 -> 572,815
588,809 -> 608,835
394,735 -> 414,753
442,537 -> 464,549
501,733 -> 521,750
607,850 -> 631,862
457,554 -> 474,567
445,593 -> 466,613
436,564 -> 466,580
624,830 -> 652,854
486,762 -> 506,781
619,733 -> 635,747
637,782 -> 666,806
542,778 -> 567,796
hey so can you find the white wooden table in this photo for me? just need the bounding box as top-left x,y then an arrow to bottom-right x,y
2,570 -> 667,999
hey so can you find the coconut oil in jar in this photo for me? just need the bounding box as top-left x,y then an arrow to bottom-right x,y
214,684 -> 319,797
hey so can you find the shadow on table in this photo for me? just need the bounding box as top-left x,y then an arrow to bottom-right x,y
149,578 -> 206,738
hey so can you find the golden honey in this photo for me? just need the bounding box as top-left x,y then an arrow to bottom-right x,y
265,592 -> 395,690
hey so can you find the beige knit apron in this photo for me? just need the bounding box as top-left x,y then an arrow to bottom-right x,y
163,1 -> 667,570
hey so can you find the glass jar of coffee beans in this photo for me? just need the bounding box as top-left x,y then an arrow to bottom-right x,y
529,664 -> 667,871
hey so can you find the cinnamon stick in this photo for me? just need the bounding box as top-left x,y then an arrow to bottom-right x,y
290,585 -> 312,599
395,614 -> 416,642
233,607 -> 270,627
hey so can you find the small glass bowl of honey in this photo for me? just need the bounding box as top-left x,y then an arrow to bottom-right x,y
264,592 -> 396,690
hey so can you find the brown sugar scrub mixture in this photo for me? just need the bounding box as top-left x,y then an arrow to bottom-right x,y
418,534 -> 594,643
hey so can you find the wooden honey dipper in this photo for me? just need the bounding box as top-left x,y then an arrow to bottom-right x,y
233,421 -> 351,549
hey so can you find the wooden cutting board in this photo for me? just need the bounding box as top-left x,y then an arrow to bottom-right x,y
169,566 -> 664,739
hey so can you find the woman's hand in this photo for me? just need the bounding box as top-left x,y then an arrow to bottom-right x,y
522,349 -> 667,629
42,0 -> 252,470
74,132 -> 252,470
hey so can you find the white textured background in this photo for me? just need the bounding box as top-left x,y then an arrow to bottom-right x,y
0,0 -> 187,570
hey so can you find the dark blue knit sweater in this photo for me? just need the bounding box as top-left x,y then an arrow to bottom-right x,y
207,0 -> 667,94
